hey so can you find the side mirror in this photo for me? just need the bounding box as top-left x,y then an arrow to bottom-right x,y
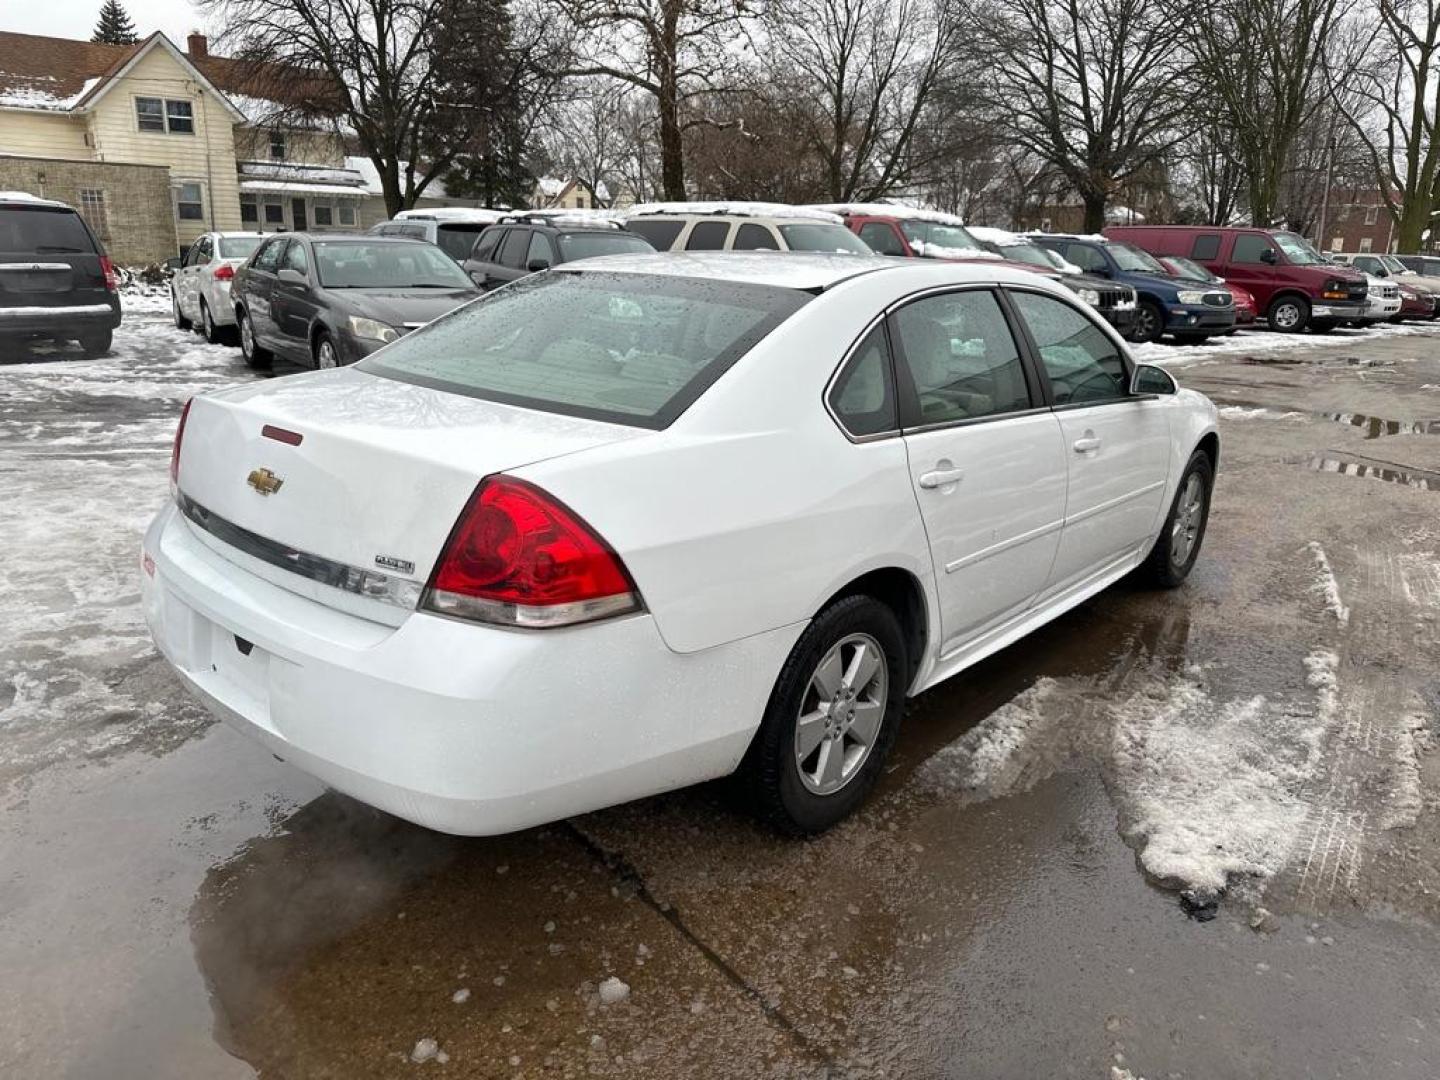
277,267 -> 307,285
1090,265 -> 1111,278
469,268 -> 488,286
1260,248 -> 1277,264
1130,363 -> 1178,396
164,256 -> 183,271
1376,267 -> 1389,277
526,258 -> 551,273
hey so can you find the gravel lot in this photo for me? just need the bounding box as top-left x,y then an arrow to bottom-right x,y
2,303 -> 1438,1079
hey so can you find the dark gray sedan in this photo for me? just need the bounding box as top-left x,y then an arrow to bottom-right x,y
232,234 -> 480,369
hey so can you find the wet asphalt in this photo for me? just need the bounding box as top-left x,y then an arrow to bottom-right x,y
2,308 -> 1438,1079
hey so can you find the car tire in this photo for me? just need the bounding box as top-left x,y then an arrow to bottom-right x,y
1266,294 -> 1310,333
737,594 -> 907,835
200,299 -> 227,345
78,329 -> 113,358
238,307 -> 271,370
1139,449 -> 1214,588
313,331 -> 339,369
1132,299 -> 1165,343
172,289 -> 192,331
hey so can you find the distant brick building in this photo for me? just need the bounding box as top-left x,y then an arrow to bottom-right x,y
1322,189 -> 1398,254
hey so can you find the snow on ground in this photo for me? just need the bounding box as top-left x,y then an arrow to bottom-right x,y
1136,321 -> 1440,367
119,280 -> 173,316
918,650 -> 1348,895
1307,542 -> 1350,626
0,314 -> 258,783
1217,406 -> 1306,421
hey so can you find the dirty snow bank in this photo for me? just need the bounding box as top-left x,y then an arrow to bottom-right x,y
1307,542 -> 1350,626
919,652 -> 1346,894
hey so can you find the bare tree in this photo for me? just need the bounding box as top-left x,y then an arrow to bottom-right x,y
554,0 -> 756,200
976,0 -> 1191,232
764,0 -> 962,201
1182,0 -> 1351,226
1326,0 -> 1440,250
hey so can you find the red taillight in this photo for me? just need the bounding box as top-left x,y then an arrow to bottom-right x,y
170,398 -> 193,494
99,255 -> 118,292
423,476 -> 640,628
213,263 -> 235,281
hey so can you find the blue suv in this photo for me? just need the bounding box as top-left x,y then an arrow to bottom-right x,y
1028,233 -> 1236,343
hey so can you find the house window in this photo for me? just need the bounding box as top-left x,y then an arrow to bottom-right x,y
166,100 -> 195,134
576,195 -> 587,209
1330,237 -> 1343,252
269,130 -> 286,161
175,183 -> 204,221
1359,237 -> 1373,253
78,189 -> 109,236
264,200 -> 284,224
313,203 -> 333,227
1364,205 -> 1378,225
1334,204 -> 1349,222
136,97 -> 165,132
138,96 -> 195,134
240,196 -> 259,224
338,203 -> 356,226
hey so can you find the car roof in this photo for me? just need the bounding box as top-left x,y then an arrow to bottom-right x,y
552,251 -> 1059,292
395,207 -> 507,224
0,190 -> 71,209
285,232 -> 424,244
625,202 -> 844,225
809,203 -> 971,228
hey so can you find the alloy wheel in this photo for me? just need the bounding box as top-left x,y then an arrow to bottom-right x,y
240,314 -> 254,358
1170,472 -> 1205,566
793,633 -> 888,796
317,338 -> 337,368
1273,302 -> 1302,331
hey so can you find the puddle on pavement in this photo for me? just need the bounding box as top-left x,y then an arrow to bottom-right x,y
1306,453 -> 1440,491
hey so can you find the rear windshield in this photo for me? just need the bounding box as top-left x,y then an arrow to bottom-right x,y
436,223 -> 487,261
557,232 -> 654,261
359,271 -> 811,428
313,240 -> 475,288
779,223 -> 872,254
218,236 -> 263,260
0,207 -> 97,255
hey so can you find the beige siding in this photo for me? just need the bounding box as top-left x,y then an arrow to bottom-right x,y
85,44 -> 243,243
233,125 -> 346,167
0,109 -> 92,159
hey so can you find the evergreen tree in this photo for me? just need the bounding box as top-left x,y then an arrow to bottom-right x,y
92,0 -> 139,45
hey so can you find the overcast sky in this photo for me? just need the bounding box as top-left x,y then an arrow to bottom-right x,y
8,0 -> 208,47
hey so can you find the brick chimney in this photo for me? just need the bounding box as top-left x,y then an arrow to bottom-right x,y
187,33 -> 208,58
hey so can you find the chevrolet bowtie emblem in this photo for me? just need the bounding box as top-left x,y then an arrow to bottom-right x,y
247,467 -> 284,496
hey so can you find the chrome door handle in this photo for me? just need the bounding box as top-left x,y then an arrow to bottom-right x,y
1073,436 -> 1101,453
918,467 -> 965,489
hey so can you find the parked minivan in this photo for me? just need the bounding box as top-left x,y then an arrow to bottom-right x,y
1105,225 -> 1368,333
0,190 -> 121,357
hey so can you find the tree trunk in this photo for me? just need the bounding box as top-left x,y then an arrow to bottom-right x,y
657,7 -> 685,201
1395,199 -> 1430,253
1081,190 -> 1107,233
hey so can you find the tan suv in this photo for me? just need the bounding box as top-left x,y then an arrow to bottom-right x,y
623,202 -> 874,255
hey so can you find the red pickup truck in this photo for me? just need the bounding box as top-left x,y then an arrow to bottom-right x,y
1104,225 -> 1368,333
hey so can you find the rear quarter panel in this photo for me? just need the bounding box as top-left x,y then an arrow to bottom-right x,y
517,271 -> 941,656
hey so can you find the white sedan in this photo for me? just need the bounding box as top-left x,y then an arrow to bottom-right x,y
171,231 -> 267,344
141,254 -> 1218,836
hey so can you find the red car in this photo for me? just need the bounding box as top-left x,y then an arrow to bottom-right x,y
1106,225 -> 1368,333
1158,256 -> 1257,328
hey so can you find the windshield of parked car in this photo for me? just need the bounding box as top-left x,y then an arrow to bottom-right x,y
989,241 -> 1054,269
777,223 -> 873,255
1379,254 -> 1411,274
313,241 -> 475,288
218,236 -> 263,260
556,231 -> 655,261
1107,242 -> 1168,274
0,207 -> 97,254
1272,232 -> 1327,266
897,220 -> 986,258
359,271 -> 812,428
1163,256 -> 1218,283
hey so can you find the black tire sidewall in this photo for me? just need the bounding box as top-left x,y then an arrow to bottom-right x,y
1136,300 -> 1165,342
746,594 -> 908,834
1155,452 -> 1214,585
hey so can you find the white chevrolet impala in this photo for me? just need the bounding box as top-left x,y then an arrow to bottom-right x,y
142,253 -> 1217,835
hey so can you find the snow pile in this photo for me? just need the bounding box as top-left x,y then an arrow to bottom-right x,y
909,238 -> 1001,260
625,201 -> 843,224
1110,652 -> 1340,892
1134,320 -> 1440,366
597,976 -> 630,1004
1217,406 -> 1305,421
1307,542 -> 1350,626
916,679 -> 1062,797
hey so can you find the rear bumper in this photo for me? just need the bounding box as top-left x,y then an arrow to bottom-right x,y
140,502 -> 795,835
0,300 -> 120,336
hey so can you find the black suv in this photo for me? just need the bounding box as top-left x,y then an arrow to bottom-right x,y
0,191 -> 121,357
461,214 -> 654,290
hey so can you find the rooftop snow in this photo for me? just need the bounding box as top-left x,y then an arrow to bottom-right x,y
810,202 -> 971,227
0,75 -> 99,111
626,201 -> 843,224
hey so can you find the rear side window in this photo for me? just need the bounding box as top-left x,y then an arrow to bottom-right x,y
829,324 -> 897,437
626,219 -> 684,250
471,227 -> 503,263
1232,234 -> 1272,263
685,221 -> 730,251
892,290 -> 1032,424
733,223 -> 780,250
1191,234 -> 1220,260
359,271 -> 811,428
0,207 -> 97,255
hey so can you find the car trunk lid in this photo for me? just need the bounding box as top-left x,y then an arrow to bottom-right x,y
174,368 -> 647,621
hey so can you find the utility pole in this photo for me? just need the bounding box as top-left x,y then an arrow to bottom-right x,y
1316,133 -> 1337,251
